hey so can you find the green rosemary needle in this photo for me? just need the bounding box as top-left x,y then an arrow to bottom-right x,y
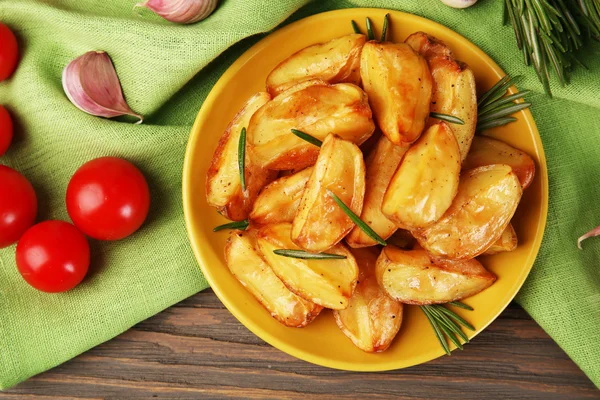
291,129 -> 322,147
381,13 -> 390,42
449,301 -> 474,311
213,219 -> 249,232
420,303 -> 475,355
366,17 -> 375,40
351,20 -> 361,34
476,75 -> 531,132
429,112 -> 465,125
273,249 -> 347,260
238,127 -> 247,191
326,189 -> 387,246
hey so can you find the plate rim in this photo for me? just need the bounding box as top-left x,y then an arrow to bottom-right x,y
182,7 -> 549,372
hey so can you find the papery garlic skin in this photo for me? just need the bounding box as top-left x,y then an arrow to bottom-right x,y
138,0 -> 218,24
578,225 -> 600,249
439,0 -> 478,8
62,51 -> 143,124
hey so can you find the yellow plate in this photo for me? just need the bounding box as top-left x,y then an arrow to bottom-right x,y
183,8 -> 548,371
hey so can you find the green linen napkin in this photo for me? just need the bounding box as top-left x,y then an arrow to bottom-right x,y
0,0 -> 599,390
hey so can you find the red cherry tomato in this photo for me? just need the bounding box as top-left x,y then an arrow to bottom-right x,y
0,105 -> 13,156
0,23 -> 18,81
66,157 -> 150,240
16,220 -> 89,293
0,165 -> 37,248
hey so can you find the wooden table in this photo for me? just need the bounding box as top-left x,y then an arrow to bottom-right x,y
2,290 -> 598,399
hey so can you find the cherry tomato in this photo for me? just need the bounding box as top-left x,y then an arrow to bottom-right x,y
66,157 -> 150,240
0,165 -> 37,248
0,105 -> 13,156
0,23 -> 18,82
16,220 -> 90,293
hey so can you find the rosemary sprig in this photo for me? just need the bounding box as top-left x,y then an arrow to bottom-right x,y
273,249 -> 347,260
326,189 -> 387,246
350,15 -> 389,41
238,127 -> 247,191
429,112 -> 465,125
381,13 -> 390,42
213,219 -> 249,232
351,20 -> 361,34
291,129 -> 322,147
476,75 -> 531,131
421,303 -> 475,355
366,17 -> 375,40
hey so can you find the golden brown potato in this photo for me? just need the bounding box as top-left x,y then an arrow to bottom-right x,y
292,134 -> 366,252
225,230 -> 323,327
427,57 -> 477,162
249,167 -> 313,225
257,223 -> 359,310
483,223 -> 518,255
266,34 -> 366,96
463,136 -> 536,189
248,80 -> 375,170
382,122 -> 461,230
414,164 -> 523,260
360,41 -> 432,145
346,136 -> 410,247
405,32 -> 453,60
206,92 -> 277,220
334,248 -> 403,352
376,246 -> 496,305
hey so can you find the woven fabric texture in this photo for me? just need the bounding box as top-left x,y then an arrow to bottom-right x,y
0,0 -> 599,389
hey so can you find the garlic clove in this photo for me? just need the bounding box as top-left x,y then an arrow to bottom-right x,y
137,0 -> 218,24
439,0 -> 478,8
577,225 -> 600,249
62,51 -> 143,124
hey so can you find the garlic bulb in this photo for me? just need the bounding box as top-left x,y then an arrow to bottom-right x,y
62,51 -> 143,123
137,0 -> 218,24
439,0 -> 478,8
578,225 -> 600,249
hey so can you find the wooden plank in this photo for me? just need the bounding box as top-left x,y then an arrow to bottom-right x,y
1,291 -> 597,399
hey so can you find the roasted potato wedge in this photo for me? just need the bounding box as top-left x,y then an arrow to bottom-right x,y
334,248 -> 403,352
427,57 -> 477,162
257,223 -> 359,310
266,34 -> 366,96
382,122 -> 461,230
463,136 -> 536,189
292,134 -> 366,252
225,230 -> 323,327
206,92 -> 277,220
388,229 -> 417,250
483,223 -> 518,255
248,79 -> 375,170
346,136 -> 410,247
249,167 -> 313,225
360,41 -> 433,145
414,164 -> 523,260
376,246 -> 496,305
405,31 -> 453,60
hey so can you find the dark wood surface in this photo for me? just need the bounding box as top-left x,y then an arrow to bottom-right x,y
2,290 -> 598,399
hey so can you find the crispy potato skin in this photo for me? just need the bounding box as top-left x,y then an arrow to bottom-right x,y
414,165 -> 523,260
405,32 -> 454,60
483,223 -> 518,255
206,92 -> 277,221
360,41 -> 433,145
463,136 -> 536,189
406,32 -> 477,162
225,230 -> 323,327
248,80 -> 375,170
292,134 -> 366,252
382,122 -> 461,230
249,167 -> 313,225
376,246 -> 496,305
257,223 -> 359,310
334,248 -> 403,352
266,34 -> 366,96
347,136 -> 410,247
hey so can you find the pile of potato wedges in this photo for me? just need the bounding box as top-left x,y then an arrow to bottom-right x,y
206,30 -> 535,353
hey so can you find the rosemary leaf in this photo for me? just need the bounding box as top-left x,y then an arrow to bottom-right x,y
273,249 -> 347,260
291,129 -> 322,147
477,117 -> 518,131
429,112 -> 465,125
421,306 -> 451,355
381,13 -> 390,42
478,90 -> 531,114
429,305 -> 469,343
238,127 -> 247,191
477,75 -> 511,107
477,102 -> 532,123
438,321 -> 464,350
366,17 -> 375,40
449,301 -> 474,311
351,20 -> 362,34
437,306 -> 475,331
213,219 -> 249,232
327,189 -> 387,246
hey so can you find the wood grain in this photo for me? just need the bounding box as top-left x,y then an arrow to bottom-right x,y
2,290 -> 598,399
